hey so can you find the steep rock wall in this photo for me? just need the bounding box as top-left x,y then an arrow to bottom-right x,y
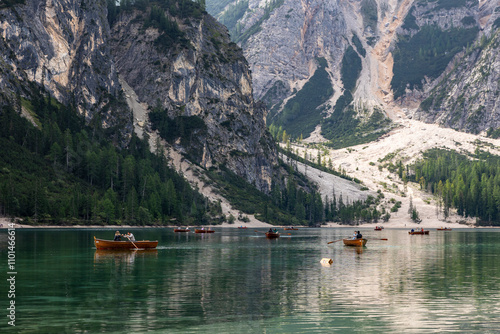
0,0 -> 131,143
109,6 -> 277,192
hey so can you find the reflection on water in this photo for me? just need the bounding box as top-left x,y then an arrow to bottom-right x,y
93,249 -> 158,264
1,228 -> 500,333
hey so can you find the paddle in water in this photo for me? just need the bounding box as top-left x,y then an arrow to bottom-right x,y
327,238 -> 344,244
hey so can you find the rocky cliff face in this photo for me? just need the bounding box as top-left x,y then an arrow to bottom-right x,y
109,4 -> 277,192
210,0 -> 347,105
0,0 -> 131,143
0,0 -> 277,193
405,1 -> 500,133
209,0 -> 500,136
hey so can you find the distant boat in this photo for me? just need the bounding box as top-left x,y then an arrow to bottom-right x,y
343,238 -> 367,246
265,232 -> 280,238
284,227 -> 298,230
409,230 -> 429,235
174,228 -> 190,232
437,228 -> 452,231
238,226 -> 248,229
374,226 -> 383,231
195,229 -> 215,233
94,237 -> 158,250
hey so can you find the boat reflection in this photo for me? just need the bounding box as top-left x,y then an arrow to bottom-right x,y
343,246 -> 364,254
94,249 -> 158,264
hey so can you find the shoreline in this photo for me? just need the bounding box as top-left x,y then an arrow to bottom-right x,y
2,217 -> 498,230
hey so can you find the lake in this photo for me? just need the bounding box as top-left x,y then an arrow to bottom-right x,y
1,227 -> 500,333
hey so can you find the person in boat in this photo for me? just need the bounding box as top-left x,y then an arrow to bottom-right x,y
125,232 -> 135,241
356,231 -> 362,239
268,228 -> 273,233
114,231 -> 122,241
411,229 -> 414,233
352,231 -> 357,239
421,228 -> 424,232
273,228 -> 278,233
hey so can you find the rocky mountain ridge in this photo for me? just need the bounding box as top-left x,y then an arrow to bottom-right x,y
0,0 -> 277,193
209,0 -> 500,138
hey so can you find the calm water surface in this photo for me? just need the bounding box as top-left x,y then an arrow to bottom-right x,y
1,227 -> 500,333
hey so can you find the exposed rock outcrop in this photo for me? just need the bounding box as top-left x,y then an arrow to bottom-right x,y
0,0 -> 131,143
110,7 -> 277,192
210,0 -> 500,136
0,0 -> 278,193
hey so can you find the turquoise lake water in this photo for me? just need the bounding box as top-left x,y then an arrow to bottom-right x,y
1,227 -> 500,333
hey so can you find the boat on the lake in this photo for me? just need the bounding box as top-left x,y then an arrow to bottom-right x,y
265,232 -> 280,238
284,227 -> 298,230
195,229 -> 215,233
343,238 -> 367,246
374,226 -> 383,231
408,230 -> 429,235
174,228 -> 190,232
94,236 -> 158,250
238,226 -> 248,229
437,227 -> 452,231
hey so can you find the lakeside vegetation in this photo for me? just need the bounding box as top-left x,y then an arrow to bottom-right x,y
0,89 -> 216,226
406,148 -> 500,226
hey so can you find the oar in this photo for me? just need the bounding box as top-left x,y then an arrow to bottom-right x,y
327,238 -> 344,244
126,236 -> 139,249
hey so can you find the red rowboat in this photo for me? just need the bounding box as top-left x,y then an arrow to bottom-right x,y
174,228 -> 190,232
94,236 -> 158,250
343,238 -> 367,246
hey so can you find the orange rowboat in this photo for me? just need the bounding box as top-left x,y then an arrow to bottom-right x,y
94,237 -> 158,250
343,238 -> 367,246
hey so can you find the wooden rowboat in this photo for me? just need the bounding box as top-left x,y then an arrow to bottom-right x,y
408,231 -> 429,235
94,237 -> 158,250
374,227 -> 383,231
284,227 -> 298,230
238,226 -> 248,229
343,238 -> 367,246
437,228 -> 452,231
174,228 -> 190,232
194,229 -> 215,233
265,232 -> 280,239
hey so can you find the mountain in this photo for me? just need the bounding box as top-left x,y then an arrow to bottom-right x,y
3,0 -> 367,228
0,0 -> 276,193
0,0 -> 290,226
208,0 -> 500,140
